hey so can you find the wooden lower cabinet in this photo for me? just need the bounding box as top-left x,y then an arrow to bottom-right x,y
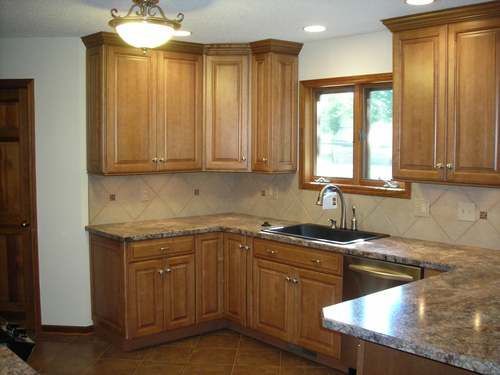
295,268 -> 342,358
223,233 -> 248,325
90,233 -> 343,363
195,233 -> 224,322
164,254 -> 195,330
252,258 -> 342,358
252,259 -> 294,342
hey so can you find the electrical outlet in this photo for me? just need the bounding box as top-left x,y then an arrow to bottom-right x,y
457,202 -> 476,222
414,199 -> 430,217
480,211 -> 488,220
194,188 -> 200,196
260,190 -> 266,197
269,187 -> 278,200
109,194 -> 116,201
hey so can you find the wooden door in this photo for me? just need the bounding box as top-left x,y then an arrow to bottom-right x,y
105,46 -> 157,173
294,268 -> 342,358
223,234 -> 247,325
127,259 -> 164,338
164,254 -> 195,330
446,18 -> 500,185
157,51 -> 203,171
393,26 -> 447,182
252,258 -> 294,341
205,55 -> 250,170
195,233 -> 224,322
0,80 -> 38,330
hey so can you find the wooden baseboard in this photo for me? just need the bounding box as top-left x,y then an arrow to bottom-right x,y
40,324 -> 94,334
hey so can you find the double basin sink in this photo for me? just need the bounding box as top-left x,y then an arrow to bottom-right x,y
261,223 -> 388,245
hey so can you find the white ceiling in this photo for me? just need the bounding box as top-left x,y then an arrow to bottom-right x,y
0,0 -> 490,43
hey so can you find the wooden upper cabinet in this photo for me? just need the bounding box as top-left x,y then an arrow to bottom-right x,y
447,18 -> 500,185
385,2 -> 500,186
157,51 -> 203,171
106,46 -> 158,174
82,32 -> 204,175
392,26 -> 448,182
250,40 -> 302,172
204,46 -> 250,171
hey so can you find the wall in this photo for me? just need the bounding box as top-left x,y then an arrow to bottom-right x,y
89,30 -> 500,251
0,38 -> 91,326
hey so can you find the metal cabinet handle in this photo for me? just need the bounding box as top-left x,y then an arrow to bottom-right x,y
242,156 -> 247,161
266,249 -> 277,255
158,157 -> 165,163
152,157 -> 159,163
291,278 -> 299,284
160,246 -> 169,253
311,259 -> 321,264
261,157 -> 268,162
244,245 -> 250,251
164,268 -> 172,273
446,163 -> 454,170
158,269 -> 164,276
435,163 -> 444,169
238,244 -> 244,249
285,276 -> 291,282
20,222 -> 30,228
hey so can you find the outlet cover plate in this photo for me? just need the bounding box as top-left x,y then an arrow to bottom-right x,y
457,202 -> 476,222
414,199 -> 430,217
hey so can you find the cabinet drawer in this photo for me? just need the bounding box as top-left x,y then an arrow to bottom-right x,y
128,236 -> 194,261
254,239 -> 342,276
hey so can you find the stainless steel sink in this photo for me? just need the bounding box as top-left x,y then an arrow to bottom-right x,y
261,223 -> 388,245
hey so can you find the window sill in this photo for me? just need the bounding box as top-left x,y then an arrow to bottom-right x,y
300,181 -> 411,199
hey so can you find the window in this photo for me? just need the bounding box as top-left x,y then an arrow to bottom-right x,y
300,73 -> 410,198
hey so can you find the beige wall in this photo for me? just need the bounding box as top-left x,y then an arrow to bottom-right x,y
89,31 -> 500,251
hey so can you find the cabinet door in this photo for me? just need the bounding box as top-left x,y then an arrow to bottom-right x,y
205,55 -> 250,170
252,258 -> 294,341
447,18 -> 500,185
157,52 -> 203,171
105,46 -> 157,173
127,259 -> 164,338
164,254 -> 195,330
196,233 -> 224,322
223,234 -> 247,325
294,268 -> 342,358
393,26 -> 447,182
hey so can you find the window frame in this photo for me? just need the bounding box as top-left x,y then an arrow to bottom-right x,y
299,73 -> 411,199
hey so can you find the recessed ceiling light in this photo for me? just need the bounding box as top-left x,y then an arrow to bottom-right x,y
174,30 -> 192,37
405,0 -> 435,5
303,25 -> 326,33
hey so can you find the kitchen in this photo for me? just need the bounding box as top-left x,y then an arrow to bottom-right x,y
0,0 -> 500,374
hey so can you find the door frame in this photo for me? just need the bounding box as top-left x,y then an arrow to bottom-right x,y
0,79 -> 41,332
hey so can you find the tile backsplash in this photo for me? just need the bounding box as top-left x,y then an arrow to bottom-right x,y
88,173 -> 500,250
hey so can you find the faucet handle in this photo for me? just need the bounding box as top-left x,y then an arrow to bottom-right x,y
351,206 -> 358,231
328,219 -> 337,229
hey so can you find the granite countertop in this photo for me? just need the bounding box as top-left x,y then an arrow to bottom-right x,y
0,347 -> 37,375
86,213 -> 500,374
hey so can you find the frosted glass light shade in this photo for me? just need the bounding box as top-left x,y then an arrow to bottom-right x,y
115,21 -> 174,49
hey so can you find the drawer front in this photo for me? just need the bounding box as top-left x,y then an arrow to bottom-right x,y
254,239 -> 342,276
128,236 -> 194,261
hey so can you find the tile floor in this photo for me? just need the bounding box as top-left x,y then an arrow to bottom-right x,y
27,329 -> 345,374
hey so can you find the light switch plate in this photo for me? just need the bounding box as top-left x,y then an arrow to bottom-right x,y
414,199 -> 430,217
457,202 -> 476,222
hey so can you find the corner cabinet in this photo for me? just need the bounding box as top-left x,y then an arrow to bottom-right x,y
82,32 -> 204,175
250,40 -> 302,172
82,33 -> 302,175
204,45 -> 251,171
385,3 -> 500,186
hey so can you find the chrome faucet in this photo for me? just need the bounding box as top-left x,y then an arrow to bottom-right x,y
315,184 -> 347,230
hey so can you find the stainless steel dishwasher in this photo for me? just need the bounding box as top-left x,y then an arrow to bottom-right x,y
343,255 -> 422,301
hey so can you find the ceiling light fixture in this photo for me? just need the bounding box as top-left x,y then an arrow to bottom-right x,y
173,30 -> 192,37
304,25 -> 326,33
109,0 -> 185,49
405,0 -> 435,5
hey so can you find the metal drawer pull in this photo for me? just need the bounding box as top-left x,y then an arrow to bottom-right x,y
152,157 -> 159,163
348,264 -> 415,282
285,276 -> 291,282
291,278 -> 299,284
266,249 -> 277,255
158,269 -> 164,276
434,163 -> 443,169
311,259 -> 321,264
446,163 -> 454,170
239,244 -> 244,249
164,268 -> 172,273
160,247 -> 169,252
245,245 -> 250,251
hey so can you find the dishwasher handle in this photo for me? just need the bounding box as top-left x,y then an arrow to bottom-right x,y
348,264 -> 416,282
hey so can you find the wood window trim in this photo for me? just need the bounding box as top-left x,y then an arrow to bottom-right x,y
299,73 -> 411,199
